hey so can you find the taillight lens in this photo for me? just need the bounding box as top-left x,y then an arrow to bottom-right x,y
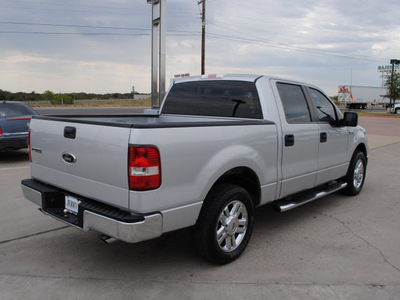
128,145 -> 161,191
0,126 -> 3,137
28,129 -> 32,162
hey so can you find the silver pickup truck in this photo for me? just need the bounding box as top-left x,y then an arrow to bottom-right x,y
22,74 -> 368,264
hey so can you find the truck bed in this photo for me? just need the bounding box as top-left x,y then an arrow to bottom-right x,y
29,114 -> 274,213
35,114 -> 268,128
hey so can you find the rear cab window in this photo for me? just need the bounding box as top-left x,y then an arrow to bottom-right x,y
162,80 -> 263,119
0,103 -> 37,118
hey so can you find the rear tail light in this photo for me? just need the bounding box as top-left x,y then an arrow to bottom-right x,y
128,145 -> 161,191
0,126 -> 3,137
28,129 -> 32,162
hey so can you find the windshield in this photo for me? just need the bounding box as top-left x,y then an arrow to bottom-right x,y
162,80 -> 263,119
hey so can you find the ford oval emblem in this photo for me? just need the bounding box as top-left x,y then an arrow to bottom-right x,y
62,152 -> 77,163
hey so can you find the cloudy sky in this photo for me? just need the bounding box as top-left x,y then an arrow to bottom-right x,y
1,0 -> 399,96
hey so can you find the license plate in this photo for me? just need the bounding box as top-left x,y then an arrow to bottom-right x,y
65,195 -> 80,215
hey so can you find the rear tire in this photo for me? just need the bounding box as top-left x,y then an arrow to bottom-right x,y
395,108 -> 400,115
192,184 -> 254,265
342,151 -> 366,196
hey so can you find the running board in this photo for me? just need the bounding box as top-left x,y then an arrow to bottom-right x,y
274,181 -> 347,212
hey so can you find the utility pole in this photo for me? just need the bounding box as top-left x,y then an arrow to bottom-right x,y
390,59 -> 400,111
199,0 -> 206,75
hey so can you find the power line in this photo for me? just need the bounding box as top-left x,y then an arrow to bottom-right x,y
0,21 -> 150,31
0,21 -> 200,35
207,22 -> 382,62
0,21 -> 388,62
0,31 -> 148,36
205,32 -> 387,62
0,28 -> 386,62
0,30 -> 199,37
0,4 -> 149,17
0,21 -> 200,36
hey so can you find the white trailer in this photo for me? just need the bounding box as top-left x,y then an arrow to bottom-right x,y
338,85 -> 388,109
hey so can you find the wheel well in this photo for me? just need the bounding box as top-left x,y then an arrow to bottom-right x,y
213,167 -> 261,207
355,143 -> 368,162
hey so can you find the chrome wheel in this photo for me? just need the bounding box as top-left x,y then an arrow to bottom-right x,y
216,200 -> 248,252
343,151 -> 367,196
353,159 -> 365,190
192,184 -> 254,264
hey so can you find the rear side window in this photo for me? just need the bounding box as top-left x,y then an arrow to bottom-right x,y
162,80 -> 263,119
276,83 -> 311,123
0,103 -> 36,118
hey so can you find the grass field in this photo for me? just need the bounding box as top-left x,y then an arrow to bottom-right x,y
29,100 -> 152,108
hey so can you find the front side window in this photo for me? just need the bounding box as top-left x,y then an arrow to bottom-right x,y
309,88 -> 337,123
276,83 -> 311,123
162,80 -> 263,119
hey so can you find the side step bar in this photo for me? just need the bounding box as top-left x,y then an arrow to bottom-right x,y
274,181 -> 347,212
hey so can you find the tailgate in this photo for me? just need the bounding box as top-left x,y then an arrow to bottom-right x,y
29,118 -> 132,210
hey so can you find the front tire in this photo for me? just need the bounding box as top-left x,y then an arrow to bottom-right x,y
342,151 -> 366,196
192,184 -> 254,265
395,108 -> 400,115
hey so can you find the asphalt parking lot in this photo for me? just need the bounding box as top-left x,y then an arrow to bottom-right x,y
1,114 -> 400,299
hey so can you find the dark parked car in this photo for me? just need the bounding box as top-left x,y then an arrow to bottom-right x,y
0,101 -> 38,151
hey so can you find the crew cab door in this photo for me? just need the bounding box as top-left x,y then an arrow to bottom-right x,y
275,82 -> 319,198
306,88 -> 349,185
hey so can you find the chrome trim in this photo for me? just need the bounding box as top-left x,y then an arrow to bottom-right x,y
39,208 -> 83,230
276,182 -> 347,212
2,132 -> 28,136
62,152 -> 77,163
21,185 -> 43,206
83,211 -> 162,243
22,183 -> 163,244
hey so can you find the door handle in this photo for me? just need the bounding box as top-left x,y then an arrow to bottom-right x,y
285,134 -> 295,147
64,126 -> 76,139
320,132 -> 327,143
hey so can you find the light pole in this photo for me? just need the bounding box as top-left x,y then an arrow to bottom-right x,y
147,0 -> 166,108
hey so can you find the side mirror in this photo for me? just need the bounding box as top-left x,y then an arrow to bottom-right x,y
343,112 -> 358,127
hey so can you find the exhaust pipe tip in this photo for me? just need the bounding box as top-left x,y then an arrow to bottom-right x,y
99,234 -> 119,244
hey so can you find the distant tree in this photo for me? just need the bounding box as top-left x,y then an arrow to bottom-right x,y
51,94 -> 73,105
42,90 -> 55,101
13,92 -> 25,102
0,89 -> 11,100
383,72 -> 400,108
76,92 -> 90,100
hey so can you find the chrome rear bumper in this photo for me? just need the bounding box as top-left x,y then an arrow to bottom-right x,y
21,179 -> 162,243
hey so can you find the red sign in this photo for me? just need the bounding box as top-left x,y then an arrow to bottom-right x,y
339,86 -> 350,93
174,73 -> 190,78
